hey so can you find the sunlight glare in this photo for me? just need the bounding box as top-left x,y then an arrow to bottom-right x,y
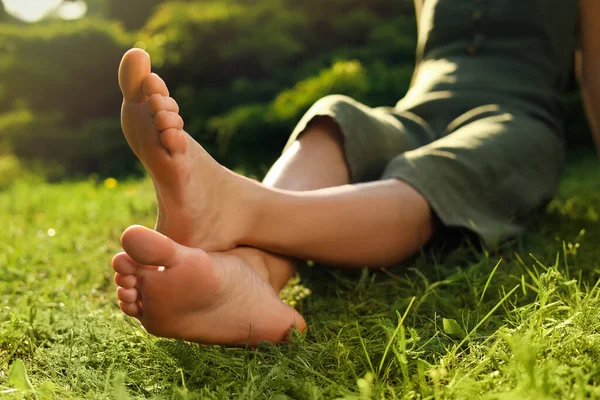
56,0 -> 87,20
2,0 -> 86,23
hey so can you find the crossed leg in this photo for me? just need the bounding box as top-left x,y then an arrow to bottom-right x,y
230,117 -> 353,292
113,49 -> 435,345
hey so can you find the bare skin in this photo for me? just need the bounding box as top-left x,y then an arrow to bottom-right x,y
118,49 -> 306,344
113,225 -> 305,346
579,0 -> 600,152
118,49 -> 433,267
115,48 -> 434,344
231,117 -> 354,292
119,48 -> 256,251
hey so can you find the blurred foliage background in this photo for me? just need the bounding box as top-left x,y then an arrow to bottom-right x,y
0,0 -> 590,183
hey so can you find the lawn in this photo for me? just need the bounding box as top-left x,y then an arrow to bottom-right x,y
1,153 -> 600,399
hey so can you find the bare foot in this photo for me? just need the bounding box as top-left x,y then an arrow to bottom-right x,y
112,225 -> 306,346
118,48 -> 258,251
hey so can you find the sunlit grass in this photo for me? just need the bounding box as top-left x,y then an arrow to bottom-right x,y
1,154 -> 600,398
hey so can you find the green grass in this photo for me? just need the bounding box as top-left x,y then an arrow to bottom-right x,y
1,154 -> 600,399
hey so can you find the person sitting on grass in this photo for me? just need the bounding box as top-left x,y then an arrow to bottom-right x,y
111,0 -> 600,346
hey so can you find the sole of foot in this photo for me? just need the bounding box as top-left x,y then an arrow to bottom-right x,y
112,225 -> 306,346
119,48 -> 256,251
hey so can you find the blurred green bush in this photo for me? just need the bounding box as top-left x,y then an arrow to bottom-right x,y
0,18 -> 133,177
0,0 -> 419,179
209,59 -> 371,171
139,0 -> 418,174
0,19 -> 130,120
0,0 -> 589,181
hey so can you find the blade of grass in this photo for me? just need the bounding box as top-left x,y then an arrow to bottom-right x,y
377,296 -> 416,376
356,321 -> 376,376
452,285 -> 520,355
478,259 -> 502,307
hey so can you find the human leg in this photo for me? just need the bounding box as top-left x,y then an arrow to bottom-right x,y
119,48 -> 435,267
230,117 -> 352,292
115,49 -> 438,346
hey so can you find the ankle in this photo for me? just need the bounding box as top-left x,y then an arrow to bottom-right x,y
229,247 -> 298,293
233,174 -> 274,247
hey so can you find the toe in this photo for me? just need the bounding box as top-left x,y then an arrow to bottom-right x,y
119,48 -> 151,103
147,94 -> 165,115
154,110 -> 184,131
114,272 -> 137,289
119,301 -> 141,318
143,73 -> 169,97
164,97 -> 179,114
117,287 -> 139,303
148,94 -> 180,115
112,252 -> 138,275
160,128 -> 187,154
121,225 -> 180,267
